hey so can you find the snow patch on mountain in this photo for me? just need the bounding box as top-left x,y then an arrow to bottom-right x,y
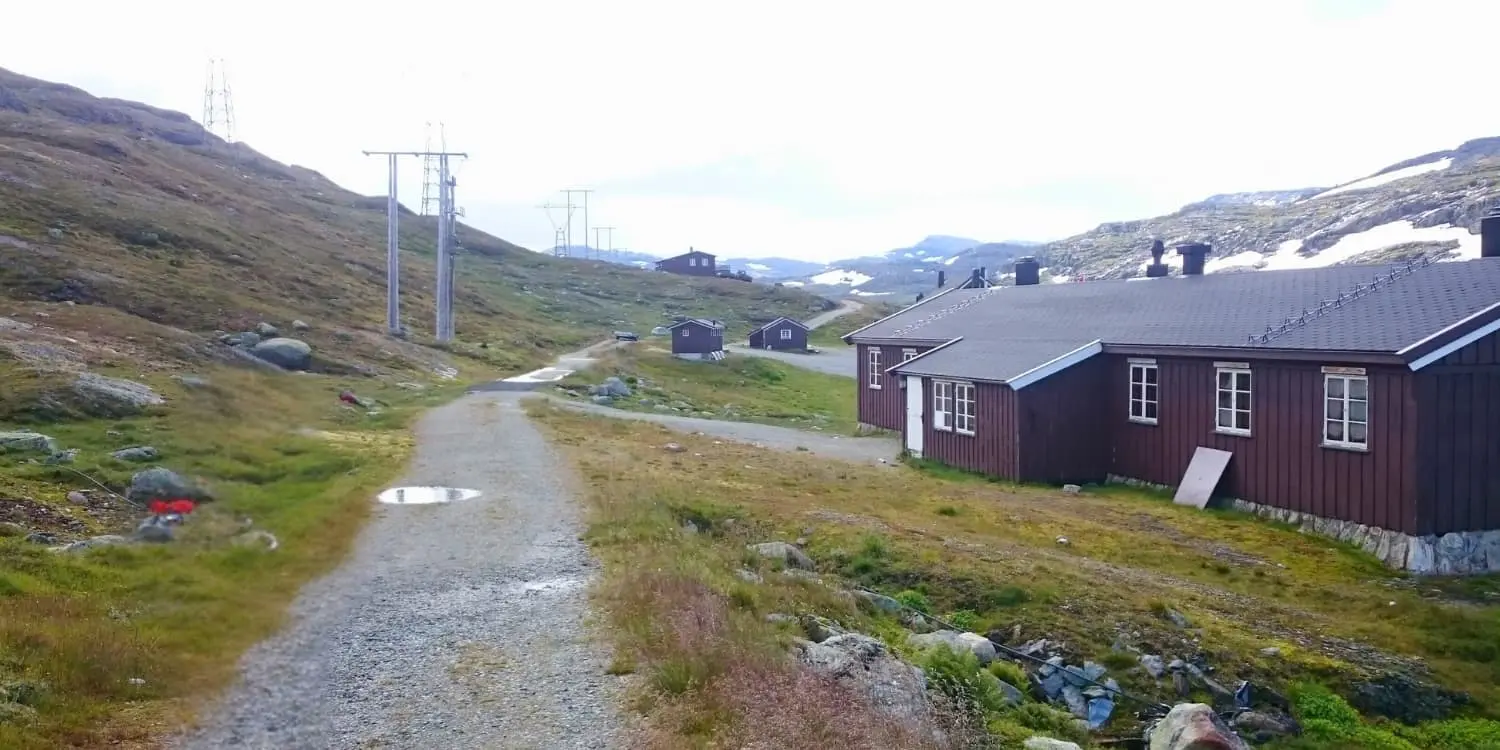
809,269 -> 874,287
1310,158 -> 1454,201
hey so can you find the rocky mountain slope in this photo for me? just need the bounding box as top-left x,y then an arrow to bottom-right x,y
0,67 -> 834,415
781,236 -> 1043,299
1039,136 -> 1500,282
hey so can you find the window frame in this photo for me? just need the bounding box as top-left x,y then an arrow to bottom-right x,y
867,347 -> 882,390
679,326 -> 690,337
1128,358 -> 1159,425
932,380 -> 953,431
1214,364 -> 1253,436
779,327 -> 793,341
902,348 -> 918,363
954,382 -> 977,435
1322,368 -> 1370,452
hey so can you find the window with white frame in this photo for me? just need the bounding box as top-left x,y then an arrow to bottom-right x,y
867,347 -> 882,389
902,348 -> 918,362
1215,366 -> 1252,434
1128,360 -> 1159,424
933,380 -> 953,430
780,327 -> 792,340
680,327 -> 690,337
1324,371 -> 1369,449
954,382 -> 976,435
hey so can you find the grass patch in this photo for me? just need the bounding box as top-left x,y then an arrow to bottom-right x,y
807,302 -> 895,349
0,366 -> 456,748
529,401 -> 1500,746
559,346 -> 859,434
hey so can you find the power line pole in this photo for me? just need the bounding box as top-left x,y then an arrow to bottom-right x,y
594,226 -> 615,262
361,148 -> 468,341
562,188 -> 591,258
201,58 -> 236,153
420,123 -> 446,217
538,202 -> 569,256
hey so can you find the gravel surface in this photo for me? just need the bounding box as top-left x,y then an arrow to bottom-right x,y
725,344 -> 857,377
174,392 -> 629,750
545,396 -> 900,466
803,299 -> 865,330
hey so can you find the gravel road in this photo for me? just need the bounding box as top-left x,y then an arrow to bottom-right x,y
804,299 -> 865,330
546,396 -> 900,466
174,392 -> 628,749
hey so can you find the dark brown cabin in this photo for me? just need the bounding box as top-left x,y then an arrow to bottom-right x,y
669,318 -> 725,358
655,249 -> 717,277
747,317 -> 810,350
844,233 -> 1500,575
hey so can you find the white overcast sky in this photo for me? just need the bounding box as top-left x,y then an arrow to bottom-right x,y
5,0 -> 1497,262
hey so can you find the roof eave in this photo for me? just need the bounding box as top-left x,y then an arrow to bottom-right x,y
885,337 -> 963,375
1399,300 -> 1500,371
1102,343 -> 1406,365
840,285 -> 966,343
1006,341 -> 1105,390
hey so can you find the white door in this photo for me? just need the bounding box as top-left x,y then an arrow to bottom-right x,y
904,375 -> 924,457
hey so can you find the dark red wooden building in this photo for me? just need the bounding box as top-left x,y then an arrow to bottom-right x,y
845,244 -> 1500,574
669,318 -> 725,359
655,248 -> 718,277
747,317 -> 810,350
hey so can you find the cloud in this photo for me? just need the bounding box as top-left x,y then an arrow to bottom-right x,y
5,0 -> 1497,263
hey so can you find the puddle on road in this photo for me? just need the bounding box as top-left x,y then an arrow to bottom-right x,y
502,576 -> 586,596
377,486 -> 482,505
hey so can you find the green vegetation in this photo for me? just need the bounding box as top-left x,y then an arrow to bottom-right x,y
558,346 -> 859,433
530,401 -> 1500,747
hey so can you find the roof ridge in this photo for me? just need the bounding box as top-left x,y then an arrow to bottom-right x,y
1246,255 -> 1436,346
886,287 -> 1001,338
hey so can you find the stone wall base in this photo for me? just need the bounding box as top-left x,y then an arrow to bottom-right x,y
1104,474 -> 1500,576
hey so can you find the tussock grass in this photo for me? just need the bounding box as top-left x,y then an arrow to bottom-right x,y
530,402 -> 1500,746
0,366 -> 453,749
560,346 -> 859,434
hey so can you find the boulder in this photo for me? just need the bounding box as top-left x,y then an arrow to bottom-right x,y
112,446 -> 159,462
1230,710 -> 1300,743
127,467 -> 208,504
255,322 -> 279,337
71,373 -> 165,416
747,541 -> 815,570
908,630 -> 997,665
591,376 -> 631,398
133,520 -> 174,543
0,432 -> 57,453
59,535 -> 131,553
251,337 -> 312,370
856,590 -> 903,613
1024,739 -> 1083,750
795,634 -> 931,725
1148,703 -> 1250,750
292,319 -> 310,331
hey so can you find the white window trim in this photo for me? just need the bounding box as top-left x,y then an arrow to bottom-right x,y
779,327 -> 793,340
680,327 -> 690,337
954,382 -> 977,436
1214,366 -> 1252,436
932,380 -> 953,431
1128,359 -> 1159,425
867,348 -> 882,389
1322,372 -> 1370,452
902,348 -> 918,362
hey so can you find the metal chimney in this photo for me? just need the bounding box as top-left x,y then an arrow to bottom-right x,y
1177,242 -> 1211,276
1145,239 -> 1169,277
1014,256 -> 1041,286
969,268 -> 984,287
1483,209 -> 1500,258
937,270 -> 946,288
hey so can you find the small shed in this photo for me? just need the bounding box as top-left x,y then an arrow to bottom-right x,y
747,317 -> 810,350
669,318 -> 725,360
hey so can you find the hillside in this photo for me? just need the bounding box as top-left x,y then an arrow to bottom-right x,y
0,67 -> 835,401
1038,136 -> 1500,281
781,236 -> 1044,302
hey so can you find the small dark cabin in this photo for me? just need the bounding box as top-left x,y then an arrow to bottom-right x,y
747,317 -> 810,350
669,318 -> 725,359
655,248 -> 718,277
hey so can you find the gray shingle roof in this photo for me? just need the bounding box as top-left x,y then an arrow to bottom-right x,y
670,318 -> 723,330
876,258 -> 1500,382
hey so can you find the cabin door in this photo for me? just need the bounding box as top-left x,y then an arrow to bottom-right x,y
904,375 -> 924,457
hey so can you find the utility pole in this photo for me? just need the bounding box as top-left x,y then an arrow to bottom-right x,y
562,188 -> 591,258
420,122 -> 445,217
362,148 -> 468,341
538,202 -> 570,256
201,57 -> 236,158
594,226 -> 615,261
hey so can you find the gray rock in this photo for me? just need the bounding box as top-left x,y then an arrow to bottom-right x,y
72,373 -> 165,416
856,590 -> 903,613
799,614 -> 846,643
663,442 -> 685,452
232,331 -> 262,348
133,521 -> 174,543
127,467 -> 206,504
795,634 -> 932,726
735,568 -> 763,583
1061,661 -> 1107,688
1148,702 -> 1251,750
1024,739 -> 1082,750
255,322 -> 280,337
590,395 -> 614,405
1061,684 -> 1087,717
174,375 -> 212,389
292,319 -> 310,331
1141,654 -> 1166,677
250,337 -> 312,370
1062,484 -> 1082,494
592,377 -> 631,398
112,446 -> 159,462
232,530 -> 279,551
998,679 -> 1026,707
60,535 -> 130,553
1231,710 -> 1301,743
66,491 -> 88,505
1260,647 -> 1281,658
25,532 -> 57,545
748,541 -> 814,570
1163,608 -> 1191,628
908,630 -> 997,665
44,449 -> 78,465
0,432 -> 57,453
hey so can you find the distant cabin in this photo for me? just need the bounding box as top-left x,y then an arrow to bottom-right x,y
655,249 -> 717,277
747,317 -> 810,351
669,318 -> 725,360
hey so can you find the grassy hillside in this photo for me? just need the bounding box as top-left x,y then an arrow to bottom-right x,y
0,67 -> 834,383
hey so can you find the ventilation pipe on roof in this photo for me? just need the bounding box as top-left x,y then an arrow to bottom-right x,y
1014,256 -> 1041,286
1483,208 -> 1500,258
937,270 -> 947,288
969,268 -> 985,287
1145,239 -> 1170,278
1177,242 -> 1211,276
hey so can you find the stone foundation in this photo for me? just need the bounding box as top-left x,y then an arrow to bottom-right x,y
1104,474 -> 1500,575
